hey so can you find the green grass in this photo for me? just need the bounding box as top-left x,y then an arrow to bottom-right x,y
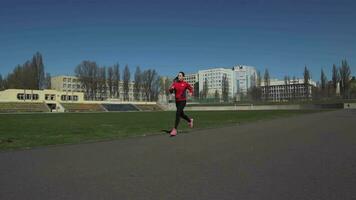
0,110 -> 326,151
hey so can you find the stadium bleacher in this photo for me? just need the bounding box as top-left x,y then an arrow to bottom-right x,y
61,103 -> 106,112
134,104 -> 163,111
101,104 -> 140,111
0,102 -> 50,113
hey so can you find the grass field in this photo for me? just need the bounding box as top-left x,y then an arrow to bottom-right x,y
0,110 -> 326,151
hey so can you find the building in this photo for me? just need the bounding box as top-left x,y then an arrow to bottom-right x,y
51,75 -> 138,101
233,65 -> 257,95
261,78 -> 316,102
51,75 -> 84,92
185,73 -> 198,87
198,68 -> 234,98
189,65 -> 257,99
0,89 -> 85,112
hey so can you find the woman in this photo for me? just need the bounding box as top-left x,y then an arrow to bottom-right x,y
169,71 -> 194,136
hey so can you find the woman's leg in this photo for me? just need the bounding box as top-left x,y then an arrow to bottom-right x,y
174,101 -> 184,129
179,101 -> 191,122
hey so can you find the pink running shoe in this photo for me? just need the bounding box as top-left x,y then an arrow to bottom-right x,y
188,118 -> 194,128
170,128 -> 177,137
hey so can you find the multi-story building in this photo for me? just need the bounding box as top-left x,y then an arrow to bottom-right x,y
198,68 -> 234,98
185,73 -> 198,86
51,75 -> 84,92
261,78 -> 316,102
193,65 -> 257,99
51,75 -> 137,101
233,65 -> 257,94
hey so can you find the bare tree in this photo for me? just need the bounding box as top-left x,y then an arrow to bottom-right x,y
31,52 -> 45,89
193,82 -> 199,99
75,60 -> 99,100
0,74 -> 3,90
133,66 -> 142,101
332,64 -> 339,93
113,63 -> 120,99
292,76 -> 297,101
44,73 -> 51,89
303,65 -> 311,100
123,65 -> 131,101
320,69 -> 327,98
214,90 -> 220,102
263,69 -> 270,101
107,66 -> 114,98
339,59 -> 351,98
222,74 -> 229,102
98,67 -> 106,100
142,69 -> 159,101
201,78 -> 208,99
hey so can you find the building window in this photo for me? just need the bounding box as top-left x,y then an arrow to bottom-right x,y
17,93 -> 24,100
61,95 -> 78,101
33,94 -> 39,100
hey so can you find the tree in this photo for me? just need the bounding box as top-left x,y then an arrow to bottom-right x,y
123,65 -> 131,101
292,76 -> 297,101
0,74 -> 3,90
32,52 -> 45,89
320,69 -> 327,98
4,52 -> 47,90
44,73 -> 51,89
193,82 -> 199,99
142,69 -> 159,101
133,66 -> 142,101
339,59 -> 351,98
214,90 -> 220,102
332,64 -> 339,91
107,66 -> 114,98
75,60 -> 99,100
159,76 -> 172,102
201,78 -> 208,99
303,65 -> 310,99
222,74 -> 229,102
263,69 -> 270,101
98,67 -> 106,100
151,74 -> 161,101
284,76 -> 290,101
113,63 -> 120,99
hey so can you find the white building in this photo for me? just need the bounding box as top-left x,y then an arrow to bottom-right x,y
198,68 -> 234,98
185,73 -> 198,86
233,65 -> 257,95
194,65 -> 257,99
51,75 -> 84,92
261,78 -> 317,101
51,75 -> 137,101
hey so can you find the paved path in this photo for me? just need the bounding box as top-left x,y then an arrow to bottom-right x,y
1,110 -> 355,200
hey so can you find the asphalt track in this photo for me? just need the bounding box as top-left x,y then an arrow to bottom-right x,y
1,110 -> 355,200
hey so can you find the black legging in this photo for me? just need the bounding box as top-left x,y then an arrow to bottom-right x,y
175,100 -> 191,129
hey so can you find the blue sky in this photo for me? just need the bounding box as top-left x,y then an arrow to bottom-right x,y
0,0 -> 355,81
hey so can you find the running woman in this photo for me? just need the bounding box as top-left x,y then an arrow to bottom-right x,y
169,71 -> 194,136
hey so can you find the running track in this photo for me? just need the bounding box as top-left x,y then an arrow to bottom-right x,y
1,110 -> 355,200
